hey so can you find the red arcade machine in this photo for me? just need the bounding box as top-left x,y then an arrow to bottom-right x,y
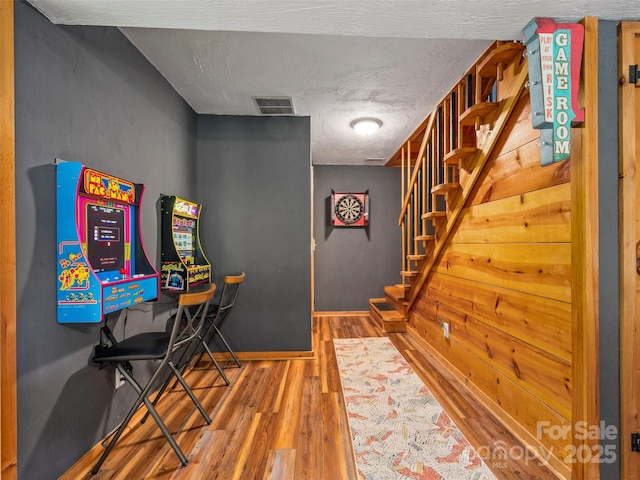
56,161 -> 159,323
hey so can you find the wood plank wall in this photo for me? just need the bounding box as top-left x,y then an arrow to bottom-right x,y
572,17 -> 600,480
618,21 -> 640,480
407,60 -> 577,479
0,1 -> 17,479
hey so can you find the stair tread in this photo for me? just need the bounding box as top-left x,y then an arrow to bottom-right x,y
384,286 -> 407,303
384,285 -> 406,296
415,235 -> 435,241
459,102 -> 499,127
422,211 -> 447,220
443,147 -> 478,166
477,42 -> 525,78
400,270 -> 418,277
379,310 -> 405,320
431,182 -> 460,194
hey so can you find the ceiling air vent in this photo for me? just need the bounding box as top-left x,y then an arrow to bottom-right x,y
252,96 -> 295,115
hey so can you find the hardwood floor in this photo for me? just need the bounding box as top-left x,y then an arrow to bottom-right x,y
61,315 -> 556,479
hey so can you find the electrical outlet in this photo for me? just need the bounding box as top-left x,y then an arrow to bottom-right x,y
114,371 -> 125,390
443,322 -> 450,339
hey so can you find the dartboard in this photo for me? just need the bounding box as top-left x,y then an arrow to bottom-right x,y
335,194 -> 364,224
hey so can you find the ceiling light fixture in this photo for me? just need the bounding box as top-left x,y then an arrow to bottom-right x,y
350,117 -> 382,136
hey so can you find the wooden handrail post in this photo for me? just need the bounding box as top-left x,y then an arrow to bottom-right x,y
401,146 -> 405,207
421,154 -> 426,235
413,183 -> 418,255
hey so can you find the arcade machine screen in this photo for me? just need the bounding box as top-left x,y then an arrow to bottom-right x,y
172,219 -> 195,266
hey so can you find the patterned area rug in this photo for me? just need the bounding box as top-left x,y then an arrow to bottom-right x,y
334,337 -> 496,480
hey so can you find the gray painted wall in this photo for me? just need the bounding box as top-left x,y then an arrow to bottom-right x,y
15,3 -> 197,478
196,115 -> 312,352
598,20 -> 620,479
313,165 -> 401,311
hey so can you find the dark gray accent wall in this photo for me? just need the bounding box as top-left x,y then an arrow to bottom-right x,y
14,2 -> 197,478
598,20 -> 620,479
196,115 -> 312,352
313,165 -> 401,311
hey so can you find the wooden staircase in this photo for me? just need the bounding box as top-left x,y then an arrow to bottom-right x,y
371,41 -> 528,332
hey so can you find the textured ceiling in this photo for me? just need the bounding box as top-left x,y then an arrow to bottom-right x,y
28,0 -> 639,165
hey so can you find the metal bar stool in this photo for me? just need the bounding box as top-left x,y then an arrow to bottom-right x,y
90,283 -> 216,474
191,273 -> 245,371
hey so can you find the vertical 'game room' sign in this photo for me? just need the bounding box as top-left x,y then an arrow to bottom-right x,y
523,18 -> 584,166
